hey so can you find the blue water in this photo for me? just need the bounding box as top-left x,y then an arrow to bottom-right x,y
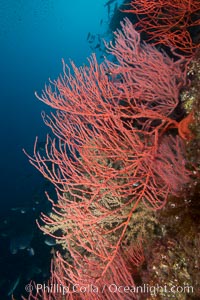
0,0 -> 123,298
0,0 -> 110,214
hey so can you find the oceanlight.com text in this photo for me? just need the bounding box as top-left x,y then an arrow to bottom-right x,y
24,282 -> 194,297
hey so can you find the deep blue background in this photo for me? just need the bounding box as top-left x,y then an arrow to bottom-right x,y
0,0 -> 110,213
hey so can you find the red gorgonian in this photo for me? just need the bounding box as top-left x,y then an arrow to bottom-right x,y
23,18 -> 192,299
123,0 -> 200,56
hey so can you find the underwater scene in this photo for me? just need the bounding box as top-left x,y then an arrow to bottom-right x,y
0,0 -> 200,299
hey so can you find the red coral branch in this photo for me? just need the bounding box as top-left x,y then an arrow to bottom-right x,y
123,0 -> 200,55
23,18 -> 192,299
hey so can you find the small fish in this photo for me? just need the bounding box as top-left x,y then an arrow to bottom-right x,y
44,236 -> 57,246
10,232 -> 33,254
11,206 -> 35,214
94,43 -> 101,49
86,32 -> 91,41
107,4 -> 111,16
36,141 -> 46,151
97,34 -> 101,43
100,19 -> 103,26
113,2 -> 118,13
7,275 -> 21,296
25,266 -> 42,281
104,0 -> 116,7
27,247 -> 35,256
88,34 -> 95,43
11,207 -> 28,214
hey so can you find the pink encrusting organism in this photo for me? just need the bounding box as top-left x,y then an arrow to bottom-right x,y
24,18 -> 192,299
